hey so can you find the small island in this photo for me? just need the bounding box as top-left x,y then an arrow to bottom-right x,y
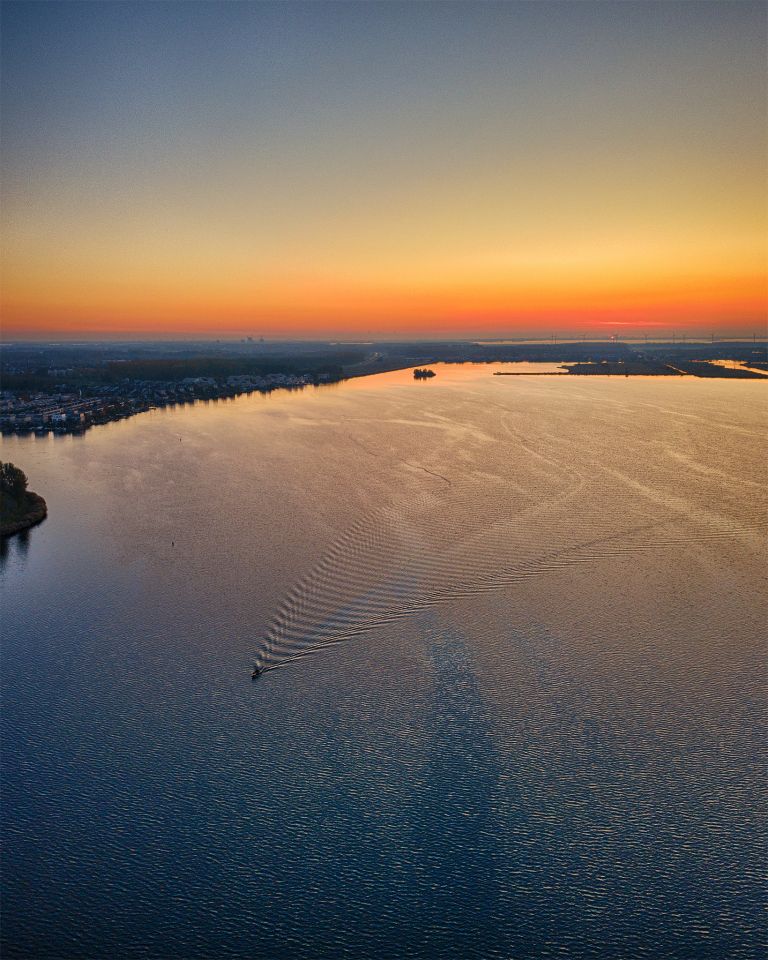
1,462 -> 47,538
413,368 -> 436,379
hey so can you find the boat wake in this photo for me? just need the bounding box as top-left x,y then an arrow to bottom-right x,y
251,458 -> 750,676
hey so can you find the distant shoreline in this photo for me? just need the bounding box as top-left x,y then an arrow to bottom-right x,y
3,345 -> 766,439
1,491 -> 47,538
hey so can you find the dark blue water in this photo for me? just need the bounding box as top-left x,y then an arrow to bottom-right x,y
2,368 -> 766,958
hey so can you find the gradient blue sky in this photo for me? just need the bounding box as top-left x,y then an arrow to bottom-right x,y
2,1 -> 766,338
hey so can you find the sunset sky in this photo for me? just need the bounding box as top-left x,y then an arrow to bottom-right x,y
1,1 -> 766,340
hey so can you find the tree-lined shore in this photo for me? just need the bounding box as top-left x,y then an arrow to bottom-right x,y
1,463 -> 47,538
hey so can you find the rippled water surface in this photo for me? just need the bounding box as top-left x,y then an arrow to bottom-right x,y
2,366 -> 766,959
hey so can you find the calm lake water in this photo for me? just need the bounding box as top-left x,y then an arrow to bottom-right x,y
2,365 -> 766,959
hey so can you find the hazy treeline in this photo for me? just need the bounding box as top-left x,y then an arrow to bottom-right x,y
101,351 -> 365,382
2,348 -> 368,391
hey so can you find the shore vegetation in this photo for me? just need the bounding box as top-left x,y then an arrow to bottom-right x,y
1,462 -> 47,538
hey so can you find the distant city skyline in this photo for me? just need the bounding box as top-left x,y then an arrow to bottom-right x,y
2,0 -> 766,340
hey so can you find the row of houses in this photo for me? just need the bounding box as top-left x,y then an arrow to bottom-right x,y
0,372 -> 322,435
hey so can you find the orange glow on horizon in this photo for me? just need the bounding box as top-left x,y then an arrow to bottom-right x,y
3,262 -> 765,339
2,1 -> 765,341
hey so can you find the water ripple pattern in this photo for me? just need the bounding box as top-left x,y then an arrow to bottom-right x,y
255,399 -> 766,673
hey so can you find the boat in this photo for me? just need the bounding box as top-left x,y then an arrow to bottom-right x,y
251,666 -> 263,679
